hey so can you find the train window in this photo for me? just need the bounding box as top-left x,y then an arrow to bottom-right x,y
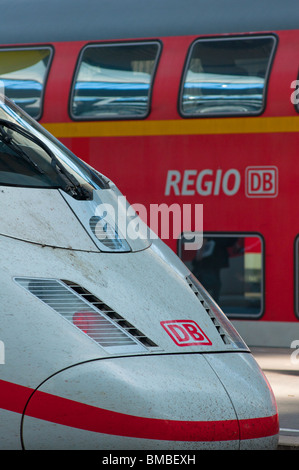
70,42 -> 161,119
178,233 -> 264,318
0,47 -> 52,119
180,36 -> 276,116
0,112 -> 105,199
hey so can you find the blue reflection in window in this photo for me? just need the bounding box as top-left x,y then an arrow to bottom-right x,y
181,36 -> 276,116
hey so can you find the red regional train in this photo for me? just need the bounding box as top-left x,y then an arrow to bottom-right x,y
1,0 -> 299,347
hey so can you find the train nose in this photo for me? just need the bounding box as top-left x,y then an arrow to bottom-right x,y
21,353 -> 278,450
204,351 -> 279,449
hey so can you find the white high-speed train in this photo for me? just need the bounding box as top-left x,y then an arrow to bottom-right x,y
0,94 -> 278,449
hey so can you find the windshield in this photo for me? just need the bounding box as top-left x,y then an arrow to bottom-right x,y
0,94 -> 108,198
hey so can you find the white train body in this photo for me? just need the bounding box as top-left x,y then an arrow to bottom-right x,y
0,96 -> 278,449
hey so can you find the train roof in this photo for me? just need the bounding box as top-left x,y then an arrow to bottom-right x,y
1,0 -> 299,45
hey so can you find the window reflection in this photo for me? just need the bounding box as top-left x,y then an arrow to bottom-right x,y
0,48 -> 52,119
179,233 -> 263,318
180,36 -> 276,116
71,42 -> 160,119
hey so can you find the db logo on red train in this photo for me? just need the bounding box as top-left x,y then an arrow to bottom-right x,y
245,166 -> 278,198
161,320 -> 212,346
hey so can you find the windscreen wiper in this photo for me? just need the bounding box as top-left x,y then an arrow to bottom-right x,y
0,125 -> 45,176
0,119 -> 91,200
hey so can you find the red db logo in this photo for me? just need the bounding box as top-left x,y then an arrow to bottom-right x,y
246,166 -> 278,198
161,320 -> 212,346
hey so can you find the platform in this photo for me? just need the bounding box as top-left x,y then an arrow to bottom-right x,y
251,347 -> 299,450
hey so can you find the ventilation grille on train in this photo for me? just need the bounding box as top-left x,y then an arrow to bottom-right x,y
186,275 -> 232,346
15,277 -> 158,354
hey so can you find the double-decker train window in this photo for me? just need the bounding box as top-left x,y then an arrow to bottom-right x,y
0,47 -> 52,119
178,233 -> 264,318
70,42 -> 161,120
180,36 -> 276,117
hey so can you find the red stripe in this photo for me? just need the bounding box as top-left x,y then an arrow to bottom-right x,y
0,380 -> 278,442
239,414 -> 279,440
0,379 -> 33,414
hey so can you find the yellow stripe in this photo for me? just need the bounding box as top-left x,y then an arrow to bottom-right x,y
43,115 -> 299,138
